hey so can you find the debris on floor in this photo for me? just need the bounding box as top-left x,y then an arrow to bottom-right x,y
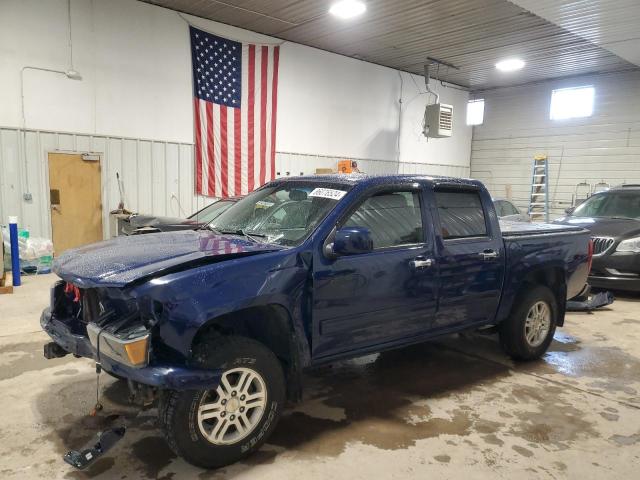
566,291 -> 615,312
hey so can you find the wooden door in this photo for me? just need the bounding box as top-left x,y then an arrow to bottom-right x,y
48,153 -> 103,254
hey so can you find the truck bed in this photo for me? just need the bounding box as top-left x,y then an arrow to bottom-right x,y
497,220 -> 591,318
499,220 -> 586,238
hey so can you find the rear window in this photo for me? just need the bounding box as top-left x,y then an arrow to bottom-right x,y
495,200 -> 519,216
435,189 -> 487,239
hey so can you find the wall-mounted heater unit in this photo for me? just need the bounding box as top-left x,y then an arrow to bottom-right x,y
423,103 -> 453,138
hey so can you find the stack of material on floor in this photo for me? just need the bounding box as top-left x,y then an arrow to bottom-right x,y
1,226 -> 54,275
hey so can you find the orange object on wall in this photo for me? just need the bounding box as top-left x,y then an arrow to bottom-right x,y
338,160 -> 352,174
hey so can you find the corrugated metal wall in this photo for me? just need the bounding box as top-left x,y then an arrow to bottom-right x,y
0,127 -> 469,238
0,128 -> 197,239
471,71 -> 640,219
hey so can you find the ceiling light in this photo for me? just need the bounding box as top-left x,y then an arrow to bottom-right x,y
495,58 -> 525,72
329,0 -> 366,19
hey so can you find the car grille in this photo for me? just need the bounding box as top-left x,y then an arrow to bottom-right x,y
591,236 -> 615,256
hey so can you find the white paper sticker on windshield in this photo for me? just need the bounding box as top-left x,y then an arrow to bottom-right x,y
256,200 -> 275,208
308,188 -> 347,200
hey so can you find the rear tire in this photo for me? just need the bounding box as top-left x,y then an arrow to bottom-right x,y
158,336 -> 285,469
499,285 -> 557,361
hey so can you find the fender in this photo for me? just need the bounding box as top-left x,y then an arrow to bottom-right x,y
496,238 -> 568,325
130,247 -> 312,362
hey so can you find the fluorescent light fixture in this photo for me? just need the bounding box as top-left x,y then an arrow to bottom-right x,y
550,85 -> 594,120
495,58 -> 525,72
329,0 -> 366,19
466,99 -> 485,126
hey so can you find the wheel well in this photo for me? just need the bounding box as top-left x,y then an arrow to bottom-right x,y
520,267 -> 567,326
190,305 -> 302,399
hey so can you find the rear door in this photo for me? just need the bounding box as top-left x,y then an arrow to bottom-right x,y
312,186 -> 438,358
431,185 -> 505,329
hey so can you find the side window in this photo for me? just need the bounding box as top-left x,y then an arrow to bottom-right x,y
494,200 -> 505,217
435,189 -> 488,239
343,191 -> 424,249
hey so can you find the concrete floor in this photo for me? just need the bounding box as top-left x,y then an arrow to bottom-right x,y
0,274 -> 639,479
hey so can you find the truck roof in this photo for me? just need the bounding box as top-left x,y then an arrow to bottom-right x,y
273,173 -> 484,189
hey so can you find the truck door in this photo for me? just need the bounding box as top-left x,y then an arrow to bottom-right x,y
430,185 -> 505,330
312,187 -> 438,358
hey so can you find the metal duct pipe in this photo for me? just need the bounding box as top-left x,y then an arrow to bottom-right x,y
423,64 -> 440,104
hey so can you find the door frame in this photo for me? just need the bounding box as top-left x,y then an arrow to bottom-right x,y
45,150 -> 106,243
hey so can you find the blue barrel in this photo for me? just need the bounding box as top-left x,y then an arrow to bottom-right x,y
9,216 -> 21,287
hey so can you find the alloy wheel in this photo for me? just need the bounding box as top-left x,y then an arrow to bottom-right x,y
197,367 -> 267,445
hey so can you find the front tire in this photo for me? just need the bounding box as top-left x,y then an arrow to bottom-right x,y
499,285 -> 557,361
159,336 -> 285,469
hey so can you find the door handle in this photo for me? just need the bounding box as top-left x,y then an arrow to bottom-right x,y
410,257 -> 434,270
479,249 -> 499,260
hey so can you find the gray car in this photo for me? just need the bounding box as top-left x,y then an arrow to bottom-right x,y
493,198 -> 530,222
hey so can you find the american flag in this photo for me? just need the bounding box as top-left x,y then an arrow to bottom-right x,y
190,26 -> 280,198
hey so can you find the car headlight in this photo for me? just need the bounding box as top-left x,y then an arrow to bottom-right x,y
616,236 -> 640,253
87,323 -> 150,368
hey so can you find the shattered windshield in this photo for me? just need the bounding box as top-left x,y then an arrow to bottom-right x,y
208,182 -> 351,246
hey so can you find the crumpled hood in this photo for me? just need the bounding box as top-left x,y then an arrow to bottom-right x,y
553,216 -> 640,238
53,230 -> 283,288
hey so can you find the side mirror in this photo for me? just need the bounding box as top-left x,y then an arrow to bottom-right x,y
565,206 -> 575,215
329,227 -> 373,256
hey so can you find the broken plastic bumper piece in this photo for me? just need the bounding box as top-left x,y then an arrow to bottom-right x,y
63,427 -> 126,470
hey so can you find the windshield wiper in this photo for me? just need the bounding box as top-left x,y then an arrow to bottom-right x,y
217,228 -> 268,243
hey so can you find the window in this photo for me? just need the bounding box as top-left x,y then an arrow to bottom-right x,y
495,200 -> 519,217
503,201 -> 519,216
550,86 -> 594,120
189,200 -> 235,223
466,99 -> 485,125
573,191 -> 640,220
209,182 -> 350,246
435,189 -> 487,239
343,191 -> 424,249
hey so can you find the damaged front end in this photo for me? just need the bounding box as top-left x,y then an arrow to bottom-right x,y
41,280 -> 223,392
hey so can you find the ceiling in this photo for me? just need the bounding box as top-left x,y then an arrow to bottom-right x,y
509,0 -> 640,67
142,0 -> 639,90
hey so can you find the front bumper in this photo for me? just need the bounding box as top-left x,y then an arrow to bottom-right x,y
40,308 -> 222,390
588,275 -> 640,292
590,251 -> 640,292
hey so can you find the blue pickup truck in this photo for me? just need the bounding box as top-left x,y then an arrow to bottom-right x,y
42,174 -> 591,468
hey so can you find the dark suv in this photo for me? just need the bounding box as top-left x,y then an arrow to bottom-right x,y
554,185 -> 640,291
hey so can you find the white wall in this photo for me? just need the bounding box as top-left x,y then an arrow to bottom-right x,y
0,0 -> 472,238
471,70 -> 640,219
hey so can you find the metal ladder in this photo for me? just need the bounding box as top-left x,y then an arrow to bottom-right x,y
528,155 -> 549,222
